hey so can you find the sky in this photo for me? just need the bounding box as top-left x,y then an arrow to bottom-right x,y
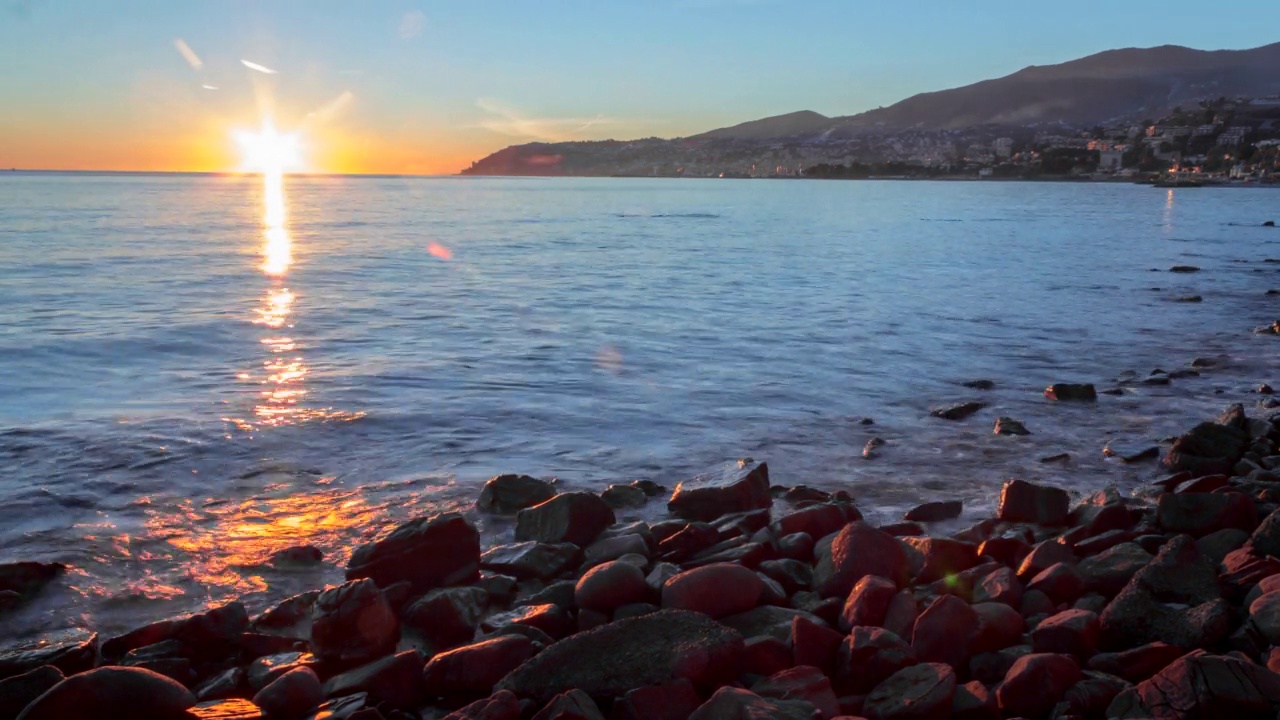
2,1 -> 1279,175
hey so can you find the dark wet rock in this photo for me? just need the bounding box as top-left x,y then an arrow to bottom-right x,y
322,650 -> 425,710
483,603 -> 573,639
687,687 -> 816,720
15,666 -> 195,720
424,635 -> 539,699
904,537 -> 978,584
835,627 -> 917,694
773,503 -> 858,541
903,501 -> 962,523
477,474 -> 557,514
481,542 -> 581,581
574,561 -> 648,613
1250,591 -> 1280,645
722,605 -> 827,644
270,545 -> 324,567
253,591 -> 320,633
441,689 -> 522,720
1195,528 -> 1249,564
1175,294 -> 1203,303
497,609 -> 743,705
977,536 -> 1032,568
1058,672 -> 1132,719
752,666 -> 840,719
912,595 -> 978,668
247,652 -> 316,691
600,484 -> 647,509
516,492 -> 616,547
0,562 -> 64,600
300,693 -> 368,720
1032,609 -> 1100,657
1077,542 -> 1153,597
1027,561 -> 1086,604
1045,383 -> 1097,401
951,679 -> 999,720
1100,536 -> 1231,650
930,401 -> 986,421
863,662 -> 956,720
1107,649 -> 1280,719
863,437 -> 885,458
402,586 -> 487,649
1162,413 -> 1250,477
759,559 -> 812,594
963,379 -> 996,390
186,698 -> 263,720
668,460 -> 771,522
515,580 -> 576,611
883,589 -> 918,641
611,679 -> 701,720
1156,492 -> 1256,536
814,522 -> 910,597
782,485 -> 831,504
530,688 -> 606,720
973,566 -> 1023,607
0,665 -> 62,719
1191,357 -> 1218,368
583,533 -> 649,567
1075,528 -> 1134,557
194,666 -> 244,701
1169,265 -> 1201,273
1088,642 -> 1188,683
792,614 -> 843,674
630,479 -> 666,497
995,653 -> 1082,719
742,636 -> 794,677
239,632 -> 305,658
1041,452 -> 1073,462
0,631 -> 98,680
841,574 -> 897,630
970,602 -> 1024,655
657,523 -> 720,559
1249,506 -> 1280,560
311,579 -> 398,665
346,513 -> 480,591
253,667 -> 323,720
881,521 -> 924,536
994,417 -> 1030,436
998,479 -> 1070,525
1016,540 -> 1075,582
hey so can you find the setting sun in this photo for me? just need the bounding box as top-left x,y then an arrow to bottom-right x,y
233,120 -> 304,174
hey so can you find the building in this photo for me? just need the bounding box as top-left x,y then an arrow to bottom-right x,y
994,137 -> 1014,159
1098,149 -> 1125,173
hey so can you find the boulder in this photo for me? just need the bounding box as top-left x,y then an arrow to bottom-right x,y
993,417 -> 1030,436
477,474 -> 557,514
611,680 -> 701,720
720,606 -> 827,643
269,545 -> 324,567
759,559 -> 813,594
1026,562 -> 1086,604
1220,546 -> 1280,597
1045,383 -> 1097,401
862,663 -> 956,720
814,522 -> 910,597
1250,506 -> 1280,559
668,460 -> 772,522
660,564 -> 764,619
0,631 -> 98,680
442,690 -> 522,720
402,586 -> 487,649
752,666 -> 840,720
497,609 -> 744,705
931,402 -> 986,421
1099,536 -> 1229,650
346,513 -> 480,590
531,689 -> 606,720
481,542 -> 581,581
1077,542 -> 1152,597
0,665 -> 63,720
792,614 -> 843,674
840,575 -> 897,630
1250,591 -> 1280,645
1156,493 -> 1256,537
516,493 -> 616,547
601,484 -> 648,510
911,595 -> 978,668
970,602 -> 1024,654
902,537 -> 978,584
883,590 -> 918,640
951,679 -> 999,720
998,479 -> 1069,525
0,562 -> 64,598
1059,672 -> 1132,718
742,636 -> 794,677
687,687 -> 817,720
321,649 -> 425,710
994,653 -> 1082,718
185,698 -> 263,719
575,561 -> 649,613
253,667 -> 323,720
310,579 -> 398,664
246,652 -> 316,692
1031,609 -> 1100,658
1162,414 -> 1250,476
424,635 -> 539,698
1087,642 -> 1188,683
972,566 -> 1023,607
1016,540 -> 1075,581
903,501 -> 962,523
836,627 -> 918,695
1107,650 -> 1280,719
483,604 -> 573,639
15,666 -> 195,720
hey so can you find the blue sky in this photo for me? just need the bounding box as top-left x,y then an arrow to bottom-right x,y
2,0 -> 1279,172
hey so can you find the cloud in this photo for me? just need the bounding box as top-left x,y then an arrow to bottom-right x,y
305,91 -> 355,126
398,10 -> 425,39
173,38 -> 203,70
474,98 -> 625,141
241,59 -> 278,75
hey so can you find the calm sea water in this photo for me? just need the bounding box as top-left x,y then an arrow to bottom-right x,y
2,172 -> 1279,643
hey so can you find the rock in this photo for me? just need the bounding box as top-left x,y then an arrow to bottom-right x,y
401,587 -> 486,649
1157,492 -> 1256,537
270,545 -> 324,567
310,579 -> 398,665
972,566 -> 1023,607
600,484 -> 647,509
1250,507 -> 1280,560
977,536 -> 1032,568
951,679 -> 998,720
1220,547 -> 1280,597
753,666 -> 840,719
321,650 -> 425,710
660,564 -> 763,619
0,562 -> 64,598
993,417 -> 1030,436
792,614 -> 843,673
583,533 -> 649,566
930,401 -> 986,421
481,542 -> 581,581
998,479 -> 1069,525
497,609 -> 742,704
477,474 -> 557,514
1250,592 -> 1280,645
836,627 -> 918,695
969,602 -> 1024,655
247,652 -> 316,691
1016,540 -> 1075,582
815,522 -> 910,597
1169,265 -> 1201,272
483,603 -> 573,639
883,590 -> 918,640
516,493 -> 616,547
903,537 -> 978,584
1107,650 -> 1280,719
253,591 -> 320,632
1031,609 -> 1100,657
253,667 -> 323,720
15,666 -> 195,720
300,693 -> 368,720
442,690 -> 522,720
841,575 -> 897,630
1027,562 -> 1086,604
194,667 -> 244,701
424,635 -> 539,698
1100,536 -> 1230,650
912,595 -> 978,668
0,665 -> 63,720
963,379 -> 996,390
862,663 -> 956,720
903,501 -> 962,523
742,636 -> 793,677
687,687 -> 817,720
1088,642 -> 1187,683
1077,542 -> 1153,597
994,653 -> 1082,719
667,460 -> 772,523
186,698 -> 263,720
863,437 -> 885,458
759,559 -> 812,594
530,689 -> 606,720
611,680 -> 701,720
1045,383 -> 1097,401
346,513 -> 480,590
0,632 -> 98,681
773,503 -> 859,541
1162,414 -> 1250,477
574,561 -> 649,613
721,606 -> 825,643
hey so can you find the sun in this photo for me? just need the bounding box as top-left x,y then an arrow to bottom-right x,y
234,120 -> 304,174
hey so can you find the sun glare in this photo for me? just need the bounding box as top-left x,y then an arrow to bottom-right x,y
234,120 -> 304,174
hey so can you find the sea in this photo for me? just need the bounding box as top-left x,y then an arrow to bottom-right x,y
1,171 -> 1279,644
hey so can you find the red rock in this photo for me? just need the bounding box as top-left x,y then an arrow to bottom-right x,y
742,635 -> 794,677
574,561 -> 649,613
969,602 -> 1024,654
1221,547 -> 1280,596
1107,650 -> 1280,719
911,595 -> 979,668
442,690 -> 522,720
882,591 -> 917,640
15,666 -> 196,720
477,475 -> 556,514
1075,529 -> 1135,557
310,579 -> 399,665
531,689 -> 605,720
688,687 -> 816,720
1268,648 -> 1280,675
792,614 -> 843,674
1156,492 -> 1257,537
402,587 -> 487,649
1044,383 -> 1097,401
1175,474 -> 1230,493
1087,642 -> 1187,683
253,667 -> 323,720
972,567 -> 1023,607
774,503 -> 858,540
1031,609 -> 1100,658
516,492 -> 616,546
1027,562 -> 1086,604
817,523 -> 910,597
422,635 -> 538,698
612,680 -> 702,720
902,537 -> 978,584
994,653 -> 1082,718
997,479 -> 1069,525
661,564 -> 764,619
975,537 -> 1031,568
841,575 -> 897,630
753,666 -> 841,720
483,603 -> 572,639
346,512 -> 480,591
321,649 -> 426,710
951,680 -> 998,720
668,460 -> 772,522
836,627 -> 917,695
1016,540 -> 1075,581
862,663 -> 956,720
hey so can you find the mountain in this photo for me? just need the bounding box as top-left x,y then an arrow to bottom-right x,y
692,110 -> 832,140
